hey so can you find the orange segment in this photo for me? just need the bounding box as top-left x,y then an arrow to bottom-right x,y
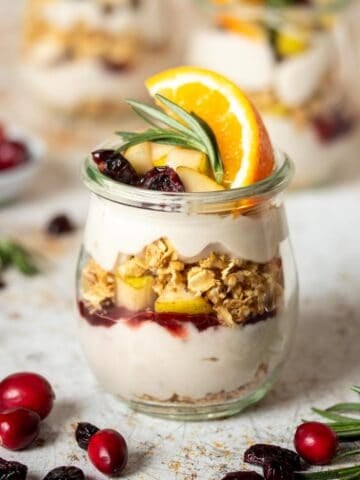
146,66 -> 274,188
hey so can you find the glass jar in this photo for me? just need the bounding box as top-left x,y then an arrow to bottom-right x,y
76,151 -> 298,420
187,0 -> 359,188
21,0 -> 171,115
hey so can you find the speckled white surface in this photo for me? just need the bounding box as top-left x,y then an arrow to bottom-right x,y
1,148 -> 360,479
0,1 -> 360,478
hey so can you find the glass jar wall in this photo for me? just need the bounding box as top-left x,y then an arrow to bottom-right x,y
76,152 -> 298,420
187,0 -> 359,188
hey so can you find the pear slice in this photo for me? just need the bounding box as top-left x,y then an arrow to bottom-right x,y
116,275 -> 156,311
125,142 -> 152,175
155,295 -> 213,315
176,166 -> 225,193
166,148 -> 209,174
151,143 -> 176,166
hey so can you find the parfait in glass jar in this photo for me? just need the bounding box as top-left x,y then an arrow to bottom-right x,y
77,67 -> 298,419
187,0 -> 359,188
22,0 -> 170,114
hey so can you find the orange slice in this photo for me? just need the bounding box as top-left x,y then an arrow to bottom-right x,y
217,14 -> 265,40
146,66 -> 274,188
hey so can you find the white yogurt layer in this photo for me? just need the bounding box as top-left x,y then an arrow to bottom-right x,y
187,29 -> 275,92
264,115 -> 359,188
83,194 -> 288,271
79,306 -> 292,401
21,51 -> 173,109
187,29 -> 332,106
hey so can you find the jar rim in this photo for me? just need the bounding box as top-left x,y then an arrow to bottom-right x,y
81,148 -> 294,213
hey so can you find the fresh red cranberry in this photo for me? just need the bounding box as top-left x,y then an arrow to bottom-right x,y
88,429 -> 128,476
139,166 -> 185,192
244,444 -> 302,471
0,408 -> 40,450
75,422 -> 99,450
0,456 -> 28,480
0,372 -> 55,420
294,422 -> 338,465
43,466 -> 85,480
223,472 -> 264,480
0,140 -> 29,171
46,214 -> 75,236
92,149 -> 139,185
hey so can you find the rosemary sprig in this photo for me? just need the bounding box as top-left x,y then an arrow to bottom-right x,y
0,239 -> 39,277
295,465 -> 360,480
312,386 -> 360,441
116,94 -> 224,184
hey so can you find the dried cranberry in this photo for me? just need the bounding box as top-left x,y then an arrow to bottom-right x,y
75,422 -> 99,450
46,214 -> 75,236
263,458 -> 294,480
0,141 -> 29,171
223,471 -> 264,480
43,466 -> 85,480
139,166 -> 185,192
101,59 -> 130,73
93,149 -> 139,185
0,457 -> 27,480
92,149 -> 115,166
244,444 -> 301,471
312,111 -> 354,143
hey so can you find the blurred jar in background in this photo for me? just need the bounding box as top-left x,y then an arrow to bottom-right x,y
21,0 -> 172,115
187,0 -> 359,188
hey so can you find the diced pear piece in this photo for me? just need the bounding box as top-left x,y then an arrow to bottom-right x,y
116,275 -> 156,311
176,166 -> 225,193
155,294 -> 213,315
151,143 -> 176,166
125,142 -> 152,175
166,148 -> 209,174
276,30 -> 309,57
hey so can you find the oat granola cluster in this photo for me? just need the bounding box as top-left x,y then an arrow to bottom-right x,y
81,258 -> 116,311
81,238 -> 284,326
24,0 -> 138,67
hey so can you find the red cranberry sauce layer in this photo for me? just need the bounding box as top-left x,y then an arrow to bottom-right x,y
78,302 -> 277,338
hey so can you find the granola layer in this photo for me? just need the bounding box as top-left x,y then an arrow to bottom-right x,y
81,237 -> 284,327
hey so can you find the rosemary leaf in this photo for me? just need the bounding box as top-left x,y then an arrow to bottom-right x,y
0,240 -> 39,276
126,99 -> 194,137
327,404 -> 360,414
117,96 -> 225,184
312,408 -> 360,423
335,450 -> 360,461
295,466 -> 360,480
156,95 -> 224,183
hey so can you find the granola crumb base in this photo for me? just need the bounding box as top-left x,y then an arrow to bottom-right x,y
136,363 -> 268,406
